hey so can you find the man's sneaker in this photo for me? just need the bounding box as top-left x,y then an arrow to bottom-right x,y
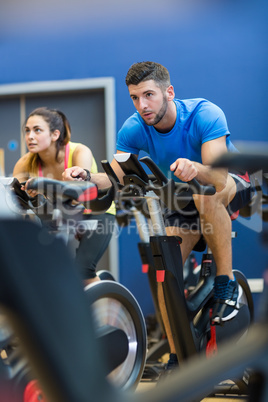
212,275 -> 242,324
157,353 -> 178,383
165,353 -> 178,371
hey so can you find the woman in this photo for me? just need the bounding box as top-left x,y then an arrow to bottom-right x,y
13,106 -> 115,285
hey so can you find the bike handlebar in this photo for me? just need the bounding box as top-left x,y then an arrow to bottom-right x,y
212,151 -> 268,221
27,177 -> 98,204
12,177 -> 114,215
139,156 -> 168,185
212,151 -> 268,173
188,178 -> 216,196
112,154 -> 215,211
140,156 -> 216,196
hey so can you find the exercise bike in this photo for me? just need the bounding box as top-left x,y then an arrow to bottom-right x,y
0,175 -> 147,401
104,153 -> 254,388
115,195 -> 214,381
0,151 -> 267,402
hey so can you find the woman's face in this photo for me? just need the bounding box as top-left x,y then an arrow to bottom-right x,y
24,115 -> 54,153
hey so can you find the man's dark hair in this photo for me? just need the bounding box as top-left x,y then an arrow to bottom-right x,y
125,61 -> 170,90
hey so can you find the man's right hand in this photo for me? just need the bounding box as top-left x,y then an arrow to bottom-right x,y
170,158 -> 198,182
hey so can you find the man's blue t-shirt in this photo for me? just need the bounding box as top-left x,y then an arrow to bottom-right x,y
117,98 -> 237,180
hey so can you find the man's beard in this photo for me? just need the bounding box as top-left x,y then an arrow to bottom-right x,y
142,95 -> 168,126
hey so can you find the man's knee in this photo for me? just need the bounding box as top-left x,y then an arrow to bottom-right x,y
193,175 -> 237,213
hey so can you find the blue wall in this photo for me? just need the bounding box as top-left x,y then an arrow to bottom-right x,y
1,0 -> 268,316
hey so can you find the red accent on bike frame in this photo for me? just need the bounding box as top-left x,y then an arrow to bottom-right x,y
191,257 -> 198,269
202,260 -> 212,264
78,186 -> 98,202
142,264 -> 149,273
206,308 -> 218,358
156,270 -> 165,282
83,208 -> 92,213
230,210 -> 239,220
24,379 -> 47,402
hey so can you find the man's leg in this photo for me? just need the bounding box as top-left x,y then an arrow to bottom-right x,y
193,175 -> 241,323
157,175 -> 247,365
192,175 -> 237,279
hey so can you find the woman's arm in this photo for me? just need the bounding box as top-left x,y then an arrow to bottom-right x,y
13,154 -> 30,182
72,144 -> 94,171
62,150 -> 131,189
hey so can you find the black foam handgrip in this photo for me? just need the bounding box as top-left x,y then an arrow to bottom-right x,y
189,179 -> 216,195
101,160 -> 120,184
139,156 -> 168,185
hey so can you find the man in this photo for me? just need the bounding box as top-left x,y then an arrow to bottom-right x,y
63,61 -> 252,369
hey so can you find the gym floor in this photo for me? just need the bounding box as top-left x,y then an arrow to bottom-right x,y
136,380 -> 248,401
135,353 -> 248,401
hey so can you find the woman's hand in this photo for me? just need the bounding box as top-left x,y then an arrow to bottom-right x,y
62,166 -> 87,181
21,179 -> 39,198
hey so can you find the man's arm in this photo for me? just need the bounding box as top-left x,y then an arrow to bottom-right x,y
62,150 -> 135,189
170,136 -> 228,192
195,136 -> 228,192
